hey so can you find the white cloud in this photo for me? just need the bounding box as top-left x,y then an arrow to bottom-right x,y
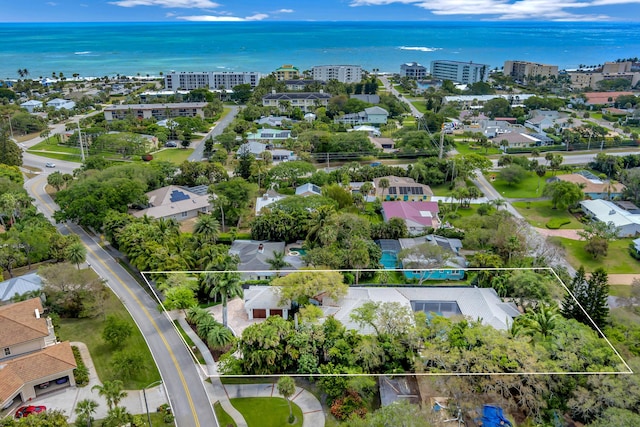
276,9 -> 294,13
178,13 -> 269,21
110,0 -> 220,8
349,0 -> 637,20
46,2 -> 57,5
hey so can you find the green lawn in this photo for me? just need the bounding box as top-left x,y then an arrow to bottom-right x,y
428,182 -> 454,196
548,237 -> 639,274
455,141 -> 502,156
57,289 -> 161,389
214,401 -> 238,427
512,201 -> 584,229
409,100 -> 428,114
487,171 -> 554,199
230,397 -> 303,427
151,148 -> 194,164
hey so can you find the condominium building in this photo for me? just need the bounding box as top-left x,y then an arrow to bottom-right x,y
430,60 -> 489,84
503,60 -> 558,82
400,62 -> 427,79
262,91 -> 331,112
164,71 -> 262,90
103,102 -> 207,121
312,65 -> 363,83
274,65 -> 300,81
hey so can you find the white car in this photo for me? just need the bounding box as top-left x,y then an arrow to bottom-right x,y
45,162 -> 56,168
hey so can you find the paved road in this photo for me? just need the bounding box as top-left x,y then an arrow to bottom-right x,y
379,75 -> 424,118
188,106 -> 239,162
23,163 -> 218,427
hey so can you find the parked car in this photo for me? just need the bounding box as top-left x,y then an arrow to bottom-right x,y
45,162 -> 56,168
15,406 -> 46,418
165,141 -> 178,148
55,377 -> 69,384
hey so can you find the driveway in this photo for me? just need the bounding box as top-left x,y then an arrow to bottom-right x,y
3,342 -> 168,422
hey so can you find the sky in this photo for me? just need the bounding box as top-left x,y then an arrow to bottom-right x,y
3,0 -> 640,22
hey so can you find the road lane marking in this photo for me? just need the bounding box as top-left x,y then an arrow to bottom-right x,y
28,177 -> 202,427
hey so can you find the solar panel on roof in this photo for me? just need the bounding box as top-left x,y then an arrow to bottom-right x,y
170,190 -> 190,203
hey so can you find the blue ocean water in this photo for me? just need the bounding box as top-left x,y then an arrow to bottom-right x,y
1,21 -> 639,79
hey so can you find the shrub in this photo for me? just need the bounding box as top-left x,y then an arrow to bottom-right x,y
630,243 -> 640,260
330,391 -> 368,421
71,346 -> 89,386
546,218 -> 571,229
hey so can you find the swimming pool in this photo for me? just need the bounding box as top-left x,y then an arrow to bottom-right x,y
288,247 -> 307,256
380,251 -> 398,269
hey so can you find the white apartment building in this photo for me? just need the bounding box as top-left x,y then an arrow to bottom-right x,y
165,71 -> 262,90
430,60 -> 489,84
312,65 -> 363,83
103,102 -> 207,121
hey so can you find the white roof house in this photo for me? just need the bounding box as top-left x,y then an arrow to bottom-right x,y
580,199 -> 640,237
324,287 -> 519,332
46,98 -> 76,110
255,191 -> 287,215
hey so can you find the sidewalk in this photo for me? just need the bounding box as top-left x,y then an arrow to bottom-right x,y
175,313 -> 325,427
21,342 -> 168,422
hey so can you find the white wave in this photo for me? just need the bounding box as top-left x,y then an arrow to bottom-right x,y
74,51 -> 91,55
399,46 -> 441,52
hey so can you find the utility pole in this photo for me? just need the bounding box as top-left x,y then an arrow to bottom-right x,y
77,121 -> 85,162
438,122 -> 446,159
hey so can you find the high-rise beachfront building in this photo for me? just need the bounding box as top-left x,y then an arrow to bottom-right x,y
312,65 -> 363,83
164,71 -> 262,90
430,60 -> 489,84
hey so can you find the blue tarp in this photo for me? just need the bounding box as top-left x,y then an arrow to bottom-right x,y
479,405 -> 512,427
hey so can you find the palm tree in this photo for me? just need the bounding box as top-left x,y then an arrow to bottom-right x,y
206,324 -> 235,350
196,314 -> 221,338
521,304 -> 560,339
378,178 -> 390,200
65,241 -> 87,269
186,306 -> 211,326
103,406 -> 132,427
92,380 -> 127,410
277,376 -> 296,424
194,214 -> 220,244
75,399 -> 99,427
210,272 -> 243,327
266,250 -> 291,273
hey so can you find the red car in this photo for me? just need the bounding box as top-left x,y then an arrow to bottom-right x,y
15,405 -> 46,418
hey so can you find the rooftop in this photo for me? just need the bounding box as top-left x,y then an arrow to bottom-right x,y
0,298 -> 49,348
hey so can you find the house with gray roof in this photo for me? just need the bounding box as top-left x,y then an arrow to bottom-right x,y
492,132 -> 543,150
46,98 -> 75,111
254,116 -> 292,128
237,141 -> 295,162
131,185 -> 212,221
335,106 -> 389,126
580,199 -> 640,237
20,100 -> 43,113
0,273 -> 43,302
295,183 -> 322,197
244,286 -> 290,319
325,286 -> 518,332
229,240 -> 304,280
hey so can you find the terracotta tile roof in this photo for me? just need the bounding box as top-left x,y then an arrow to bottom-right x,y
0,341 -> 76,403
0,298 -> 49,348
583,91 -> 634,105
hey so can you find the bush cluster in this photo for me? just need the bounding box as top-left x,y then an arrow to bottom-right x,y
71,346 -> 89,386
546,218 -> 571,229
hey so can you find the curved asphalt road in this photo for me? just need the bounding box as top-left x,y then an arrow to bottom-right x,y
23,160 -> 217,426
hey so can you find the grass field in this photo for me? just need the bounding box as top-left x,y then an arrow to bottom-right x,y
57,288 -> 161,390
151,148 -> 194,164
512,201 -> 583,229
487,171 -> 554,199
548,236 -> 638,274
230,397 -> 303,427
214,401 -> 238,427
455,141 -> 502,156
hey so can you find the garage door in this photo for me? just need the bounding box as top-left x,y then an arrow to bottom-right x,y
270,310 -> 283,317
253,309 -> 266,318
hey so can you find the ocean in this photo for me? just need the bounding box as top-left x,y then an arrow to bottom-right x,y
1,21 -> 639,80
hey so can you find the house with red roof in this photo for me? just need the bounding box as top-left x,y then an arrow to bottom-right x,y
382,201 -> 440,235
